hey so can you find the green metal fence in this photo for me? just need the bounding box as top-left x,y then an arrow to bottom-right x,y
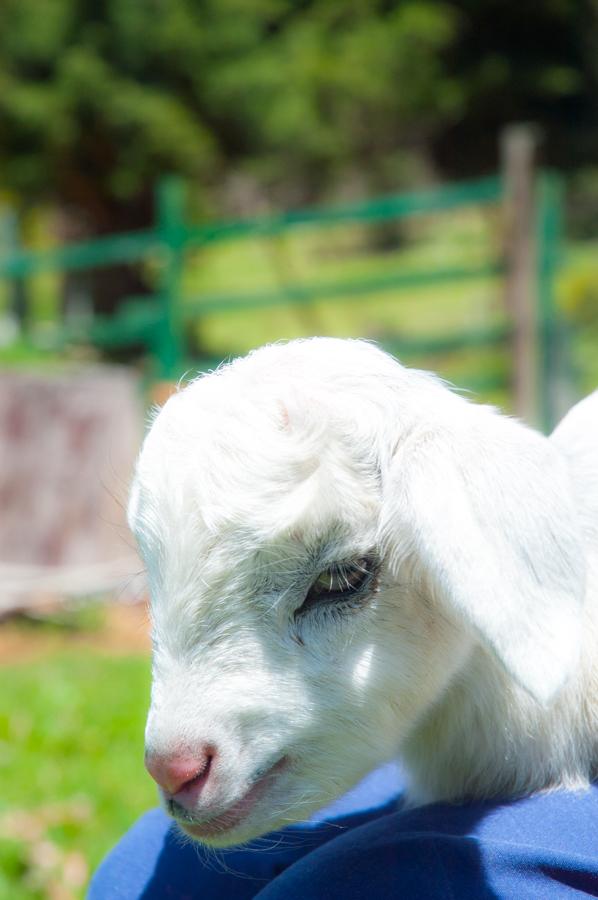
0,172 -> 566,428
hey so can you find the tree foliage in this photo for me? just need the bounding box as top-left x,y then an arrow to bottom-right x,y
1,0 -> 597,226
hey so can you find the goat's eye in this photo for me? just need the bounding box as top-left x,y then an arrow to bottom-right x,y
295,556 -> 376,617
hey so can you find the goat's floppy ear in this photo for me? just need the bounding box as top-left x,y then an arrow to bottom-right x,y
381,411 -> 586,705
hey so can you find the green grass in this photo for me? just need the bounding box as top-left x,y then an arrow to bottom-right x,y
0,651 -> 153,899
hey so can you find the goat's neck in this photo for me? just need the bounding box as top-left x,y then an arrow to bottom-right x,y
401,605 -> 598,806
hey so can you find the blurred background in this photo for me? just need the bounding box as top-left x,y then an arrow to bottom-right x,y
1,1 -> 597,896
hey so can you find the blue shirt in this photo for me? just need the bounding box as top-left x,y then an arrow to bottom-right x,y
88,763 -> 598,898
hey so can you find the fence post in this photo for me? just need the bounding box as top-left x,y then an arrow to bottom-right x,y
501,124 -> 540,425
0,207 -> 28,338
155,176 -> 186,379
536,171 -> 568,431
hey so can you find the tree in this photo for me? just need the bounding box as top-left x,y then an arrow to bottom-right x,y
1,0 -> 597,321
0,0 -> 462,320
432,0 -> 598,175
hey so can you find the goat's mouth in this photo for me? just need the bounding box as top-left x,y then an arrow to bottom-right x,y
173,756 -> 289,841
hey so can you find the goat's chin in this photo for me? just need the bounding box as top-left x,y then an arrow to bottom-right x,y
174,769 -> 346,848
178,812 -> 284,848
169,769 -> 310,848
182,765 -> 391,847
175,800 -> 302,849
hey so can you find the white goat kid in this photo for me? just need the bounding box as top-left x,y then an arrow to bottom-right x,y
128,338 -> 598,848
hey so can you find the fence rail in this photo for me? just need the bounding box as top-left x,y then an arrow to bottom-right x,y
0,166 -> 567,428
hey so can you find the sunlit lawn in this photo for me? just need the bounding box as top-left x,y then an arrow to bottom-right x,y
0,647 -> 154,899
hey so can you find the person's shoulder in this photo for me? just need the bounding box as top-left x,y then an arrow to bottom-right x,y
256,785 -> 598,900
87,809 -> 185,900
400,781 -> 598,852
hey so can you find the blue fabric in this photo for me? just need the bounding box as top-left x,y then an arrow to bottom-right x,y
88,765 -> 598,899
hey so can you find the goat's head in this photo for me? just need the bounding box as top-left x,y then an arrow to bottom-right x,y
128,338 -> 585,845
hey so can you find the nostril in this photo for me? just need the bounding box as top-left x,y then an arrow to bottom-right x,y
145,746 -> 216,797
180,753 -> 212,792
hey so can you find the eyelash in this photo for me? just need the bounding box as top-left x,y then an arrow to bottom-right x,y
294,555 -> 378,619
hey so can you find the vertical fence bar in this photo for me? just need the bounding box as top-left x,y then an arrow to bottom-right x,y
155,177 -> 186,379
536,171 -> 565,432
0,207 -> 28,337
501,124 -> 540,425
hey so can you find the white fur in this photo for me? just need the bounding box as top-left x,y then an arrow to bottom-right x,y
129,338 -> 598,846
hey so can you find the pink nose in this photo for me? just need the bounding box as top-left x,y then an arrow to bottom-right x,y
145,746 -> 216,797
